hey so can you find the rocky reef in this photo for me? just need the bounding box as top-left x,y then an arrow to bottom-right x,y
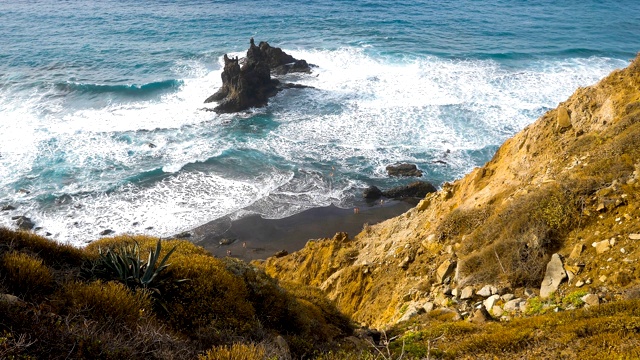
204,39 -> 312,113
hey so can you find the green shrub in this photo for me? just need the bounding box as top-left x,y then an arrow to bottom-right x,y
563,290 -> 588,307
0,251 -> 53,298
57,280 -> 152,327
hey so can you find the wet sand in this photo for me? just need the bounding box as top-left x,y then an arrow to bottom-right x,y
191,200 -> 415,262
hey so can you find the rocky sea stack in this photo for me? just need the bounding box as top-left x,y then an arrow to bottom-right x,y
204,38 -> 312,113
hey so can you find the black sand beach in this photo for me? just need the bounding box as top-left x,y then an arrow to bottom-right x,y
191,200 -> 414,262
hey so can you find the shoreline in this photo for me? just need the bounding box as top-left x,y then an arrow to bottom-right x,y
191,200 -> 415,262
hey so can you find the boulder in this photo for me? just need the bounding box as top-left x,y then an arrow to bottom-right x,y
99,229 -> 114,236
363,185 -> 383,200
436,259 -> 457,284
460,286 -> 474,300
469,306 -> 492,324
503,298 -> 523,312
540,253 -> 567,299
204,39 -> 312,113
14,216 -> 35,230
1,204 -> 16,211
581,293 -> 599,307
274,250 -> 289,258
381,181 -> 437,199
386,163 -> 423,177
483,294 -> 500,310
477,285 -> 497,298
629,233 -> 640,240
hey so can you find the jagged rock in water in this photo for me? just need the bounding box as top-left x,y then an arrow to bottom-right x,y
382,181 -> 437,199
204,38 -> 312,113
386,163 -> 423,177
13,216 -> 35,230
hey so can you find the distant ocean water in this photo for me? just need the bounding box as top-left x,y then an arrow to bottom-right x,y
1,0 -> 639,245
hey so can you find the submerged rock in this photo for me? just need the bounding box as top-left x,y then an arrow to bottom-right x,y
386,163 -> 423,177
14,216 -> 35,230
204,38 -> 313,113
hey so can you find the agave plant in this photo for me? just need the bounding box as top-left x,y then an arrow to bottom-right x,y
93,239 -> 183,294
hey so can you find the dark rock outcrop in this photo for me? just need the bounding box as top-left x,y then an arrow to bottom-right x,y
205,39 -> 312,114
363,186 -> 383,200
382,181 -> 437,199
13,216 -> 35,230
386,163 -> 423,177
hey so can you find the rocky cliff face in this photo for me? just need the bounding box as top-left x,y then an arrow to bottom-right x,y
263,54 -> 640,328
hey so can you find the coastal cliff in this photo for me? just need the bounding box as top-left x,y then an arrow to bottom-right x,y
263,53 -> 640,329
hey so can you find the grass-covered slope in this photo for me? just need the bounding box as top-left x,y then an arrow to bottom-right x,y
0,229 -> 353,359
264,53 -> 640,330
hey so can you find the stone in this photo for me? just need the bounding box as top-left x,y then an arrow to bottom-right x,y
1,204 -> 16,211
556,106 -> 572,131
581,293 -> 600,307
386,163 -> 423,177
629,233 -> 640,240
524,288 -> 536,298
575,280 -> 585,287
540,253 -> 567,299
460,286 -> 474,300
381,181 -> 437,199
436,259 -> 457,284
14,216 -> 35,230
491,305 -> 504,317
477,285 -> 497,298
599,275 -> 607,283
569,243 -> 585,260
503,298 -> 523,312
398,256 -> 411,269
204,39 -> 312,113
398,302 -> 424,323
501,293 -> 515,302
174,231 -> 192,239
363,186 -> 383,200
434,292 -> 449,307
99,229 -> 114,236
594,240 -> 611,254
483,294 -> 501,310
612,272 -> 632,287
422,301 -> 435,313
469,306 -> 492,324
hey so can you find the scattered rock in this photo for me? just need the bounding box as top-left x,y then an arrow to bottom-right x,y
575,280 -> 585,287
386,163 -> 423,177
148,143 -> 157,148
593,240 -> 611,254
491,305 -> 504,317
274,250 -> 289,258
398,256 -> 411,269
524,288 -> 536,298
363,185 -> 383,200
540,253 -> 567,299
502,293 -> 515,302
14,216 -> 35,230
1,204 -> 16,211
556,106 -> 572,131
460,286 -> 474,300
483,294 -> 500,310
219,238 -> 235,245
174,231 -> 192,239
569,243 -> 585,260
422,301 -> 435,313
503,298 -> 523,312
477,285 -> 497,298
399,302 -> 424,323
436,259 -> 457,284
381,181 -> 437,199
99,229 -> 114,236
629,233 -> 640,240
599,275 -> 607,283
469,306 -> 492,324
581,293 -> 600,307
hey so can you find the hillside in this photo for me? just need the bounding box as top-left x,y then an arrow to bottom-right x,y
264,53 -> 640,332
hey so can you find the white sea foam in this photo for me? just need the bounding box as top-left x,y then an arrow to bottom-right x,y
0,47 -> 629,244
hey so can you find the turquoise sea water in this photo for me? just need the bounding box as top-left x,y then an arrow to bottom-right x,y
1,0 -> 639,245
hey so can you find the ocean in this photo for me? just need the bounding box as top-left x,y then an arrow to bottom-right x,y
1,0 -> 639,245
